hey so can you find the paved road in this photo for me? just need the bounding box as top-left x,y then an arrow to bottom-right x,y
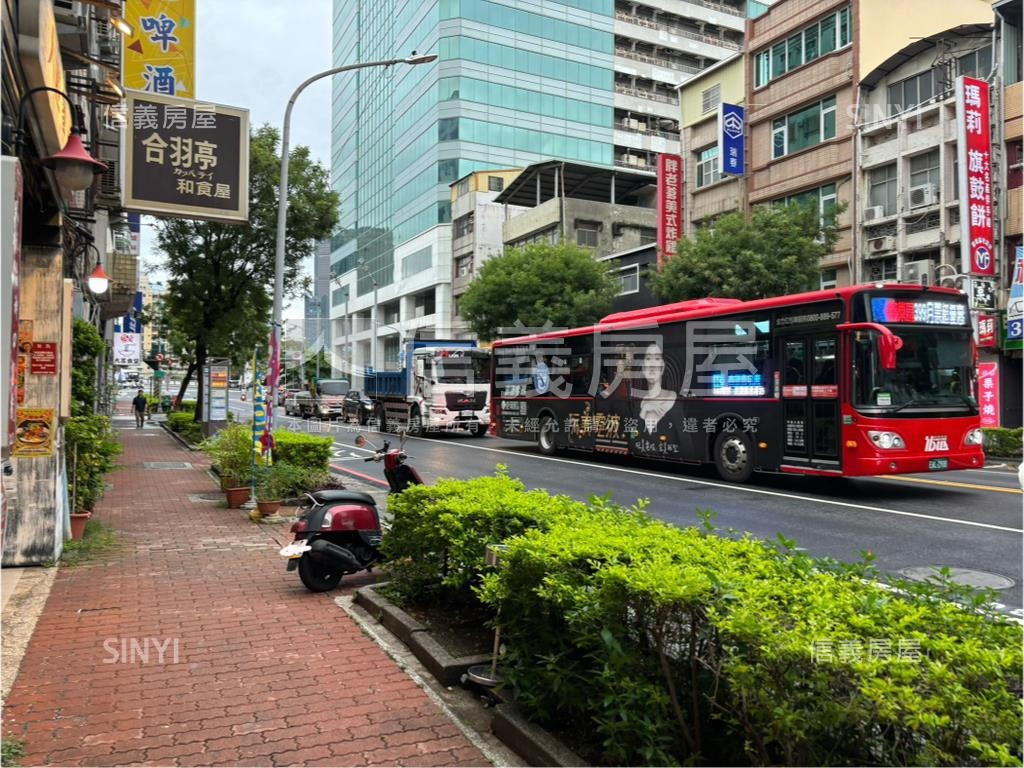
227,392 -> 1024,617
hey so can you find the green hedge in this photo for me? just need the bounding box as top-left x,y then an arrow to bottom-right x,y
272,430 -> 332,474
983,427 -> 1023,458
166,412 -> 194,433
64,415 -> 122,512
384,472 -> 1023,766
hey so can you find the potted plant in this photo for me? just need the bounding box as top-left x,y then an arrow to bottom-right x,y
64,415 -> 122,538
254,462 -> 286,517
200,423 -> 254,508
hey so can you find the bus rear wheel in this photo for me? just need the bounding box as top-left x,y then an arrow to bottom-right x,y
713,430 -> 753,483
537,416 -> 559,456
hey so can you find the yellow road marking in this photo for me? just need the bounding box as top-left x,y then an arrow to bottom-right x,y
878,475 -> 1022,494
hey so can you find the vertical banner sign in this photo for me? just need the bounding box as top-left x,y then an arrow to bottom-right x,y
123,0 -> 196,98
718,103 -> 745,176
976,361 -> 999,428
656,153 -> 682,269
976,315 -> 996,348
955,76 -> 995,277
3,159 -> 22,451
1007,246 -> 1023,345
208,365 -> 229,421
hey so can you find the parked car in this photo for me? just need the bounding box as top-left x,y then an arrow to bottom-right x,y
277,387 -> 303,407
341,390 -> 374,425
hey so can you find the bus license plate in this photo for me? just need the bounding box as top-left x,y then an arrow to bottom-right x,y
460,410 -> 475,417
928,458 -> 948,471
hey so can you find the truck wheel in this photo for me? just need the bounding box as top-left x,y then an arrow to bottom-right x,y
471,423 -> 487,438
408,407 -> 424,437
537,416 -> 559,456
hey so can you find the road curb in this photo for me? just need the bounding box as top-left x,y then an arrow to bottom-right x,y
354,583 -> 587,766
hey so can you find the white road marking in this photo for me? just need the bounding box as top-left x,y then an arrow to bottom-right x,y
400,436 -> 1023,535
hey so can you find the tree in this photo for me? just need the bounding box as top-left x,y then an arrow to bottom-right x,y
460,242 -> 618,341
70,318 -> 105,416
648,201 -> 843,303
155,124 -> 339,419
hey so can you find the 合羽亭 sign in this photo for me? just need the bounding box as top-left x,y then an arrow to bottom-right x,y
656,153 -> 682,269
124,91 -> 249,223
123,0 -> 196,98
13,408 -> 54,458
955,76 -> 995,277
976,361 -> 999,428
718,103 -> 745,176
29,342 -> 57,375
113,333 -> 142,366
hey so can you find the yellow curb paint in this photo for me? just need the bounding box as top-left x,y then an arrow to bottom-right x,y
878,475 -> 1023,494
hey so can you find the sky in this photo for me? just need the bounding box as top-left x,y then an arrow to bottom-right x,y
139,0 -> 335,319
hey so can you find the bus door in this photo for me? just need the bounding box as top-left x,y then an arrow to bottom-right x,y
779,335 -> 840,467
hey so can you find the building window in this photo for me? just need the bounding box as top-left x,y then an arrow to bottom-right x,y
753,6 -> 852,88
456,255 -> 473,278
909,149 -> 940,191
331,285 -> 350,307
456,178 -> 470,196
1007,139 -> 1023,190
701,83 -> 720,114
437,201 -> 451,224
576,221 -> 600,247
614,264 -> 640,296
773,182 -> 839,227
453,212 -> 474,238
958,45 -> 992,79
438,159 -> 458,183
696,145 -> 721,187
413,289 -> 436,318
488,175 -> 504,192
401,246 -> 433,279
866,257 -> 898,282
869,164 -> 897,216
438,117 -> 459,141
772,96 -> 837,158
887,68 -> 940,116
820,269 -> 838,290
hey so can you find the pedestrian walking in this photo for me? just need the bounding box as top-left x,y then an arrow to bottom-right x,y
131,388 -> 148,428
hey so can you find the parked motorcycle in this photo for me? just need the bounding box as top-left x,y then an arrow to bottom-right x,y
279,433 -> 422,592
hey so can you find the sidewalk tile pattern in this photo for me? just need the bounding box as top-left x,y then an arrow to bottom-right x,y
2,415 -> 486,767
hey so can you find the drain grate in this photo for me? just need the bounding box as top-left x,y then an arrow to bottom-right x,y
900,566 -> 1015,590
143,462 -> 193,470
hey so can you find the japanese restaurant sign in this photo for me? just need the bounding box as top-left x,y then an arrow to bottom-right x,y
13,408 -> 54,458
123,0 -> 196,98
124,90 -> 249,223
955,76 -> 994,277
29,342 -> 57,375
656,153 -> 682,269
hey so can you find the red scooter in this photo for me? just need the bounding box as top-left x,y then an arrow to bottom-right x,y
279,433 -> 422,592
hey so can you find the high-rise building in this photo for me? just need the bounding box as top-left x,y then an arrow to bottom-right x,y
329,0 -> 747,379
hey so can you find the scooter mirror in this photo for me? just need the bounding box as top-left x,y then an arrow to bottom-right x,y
354,434 -> 367,448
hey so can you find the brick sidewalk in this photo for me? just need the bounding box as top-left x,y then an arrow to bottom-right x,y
2,413 -> 487,767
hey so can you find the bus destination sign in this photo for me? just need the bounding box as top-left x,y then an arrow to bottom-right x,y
871,298 -> 968,326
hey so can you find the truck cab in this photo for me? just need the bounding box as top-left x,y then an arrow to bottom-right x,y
293,378 -> 350,419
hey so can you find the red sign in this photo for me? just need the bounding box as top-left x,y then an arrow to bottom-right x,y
977,361 -> 999,428
956,76 -> 994,277
976,314 -> 996,348
29,342 -> 57,375
656,153 -> 682,269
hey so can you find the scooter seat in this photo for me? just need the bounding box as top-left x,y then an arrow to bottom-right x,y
311,489 -> 377,506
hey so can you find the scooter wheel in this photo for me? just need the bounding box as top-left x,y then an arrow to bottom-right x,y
297,552 -> 342,592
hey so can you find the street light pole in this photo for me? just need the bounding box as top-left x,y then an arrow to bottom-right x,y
270,52 -> 437,421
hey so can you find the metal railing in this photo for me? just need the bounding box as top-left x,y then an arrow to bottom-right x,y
615,10 -> 743,50
614,83 -> 679,106
614,47 -> 702,76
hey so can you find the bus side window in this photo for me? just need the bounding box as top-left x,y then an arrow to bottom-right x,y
784,341 -> 805,385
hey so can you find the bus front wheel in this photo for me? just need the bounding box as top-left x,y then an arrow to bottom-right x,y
537,416 -> 559,456
713,430 -> 753,483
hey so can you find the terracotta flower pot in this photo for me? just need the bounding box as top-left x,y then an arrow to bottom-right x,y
224,486 -> 251,509
256,500 -> 281,517
70,511 -> 92,540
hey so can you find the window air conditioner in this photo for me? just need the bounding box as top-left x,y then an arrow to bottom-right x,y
902,259 -> 935,286
869,235 -> 896,253
908,183 -> 938,209
864,205 -> 885,222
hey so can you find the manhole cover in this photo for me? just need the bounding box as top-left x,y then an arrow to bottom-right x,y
188,493 -> 223,503
143,462 -> 193,470
899,566 -> 1015,590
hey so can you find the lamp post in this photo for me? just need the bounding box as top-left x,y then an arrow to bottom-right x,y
269,53 -> 437,421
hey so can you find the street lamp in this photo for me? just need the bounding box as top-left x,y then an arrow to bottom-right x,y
269,52 -> 437,419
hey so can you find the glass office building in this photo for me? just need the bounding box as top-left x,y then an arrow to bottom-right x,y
330,0 -> 744,370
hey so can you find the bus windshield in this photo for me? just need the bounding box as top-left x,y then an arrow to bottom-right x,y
431,354 -> 490,385
851,328 -> 976,413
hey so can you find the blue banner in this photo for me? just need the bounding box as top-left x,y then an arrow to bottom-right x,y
719,103 -> 745,176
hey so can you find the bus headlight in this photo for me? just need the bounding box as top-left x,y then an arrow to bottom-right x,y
867,430 -> 905,450
963,428 -> 983,446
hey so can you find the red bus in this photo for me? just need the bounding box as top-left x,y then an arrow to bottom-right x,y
489,284 -> 985,482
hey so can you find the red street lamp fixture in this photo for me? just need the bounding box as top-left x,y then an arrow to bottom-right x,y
15,86 -> 107,193
87,260 -> 110,294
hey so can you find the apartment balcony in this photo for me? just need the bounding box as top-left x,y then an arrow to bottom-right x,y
614,10 -> 743,55
614,46 -> 701,77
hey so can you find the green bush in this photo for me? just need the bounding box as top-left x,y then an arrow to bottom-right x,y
272,430 -> 332,473
71,318 -> 105,416
200,422 -> 255,485
982,427 -> 1023,458
384,473 -> 1022,766
381,469 -> 580,602
64,415 -> 122,512
166,412 -> 194,433
474,502 -> 1023,767
254,461 -> 330,501
177,399 -> 197,412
